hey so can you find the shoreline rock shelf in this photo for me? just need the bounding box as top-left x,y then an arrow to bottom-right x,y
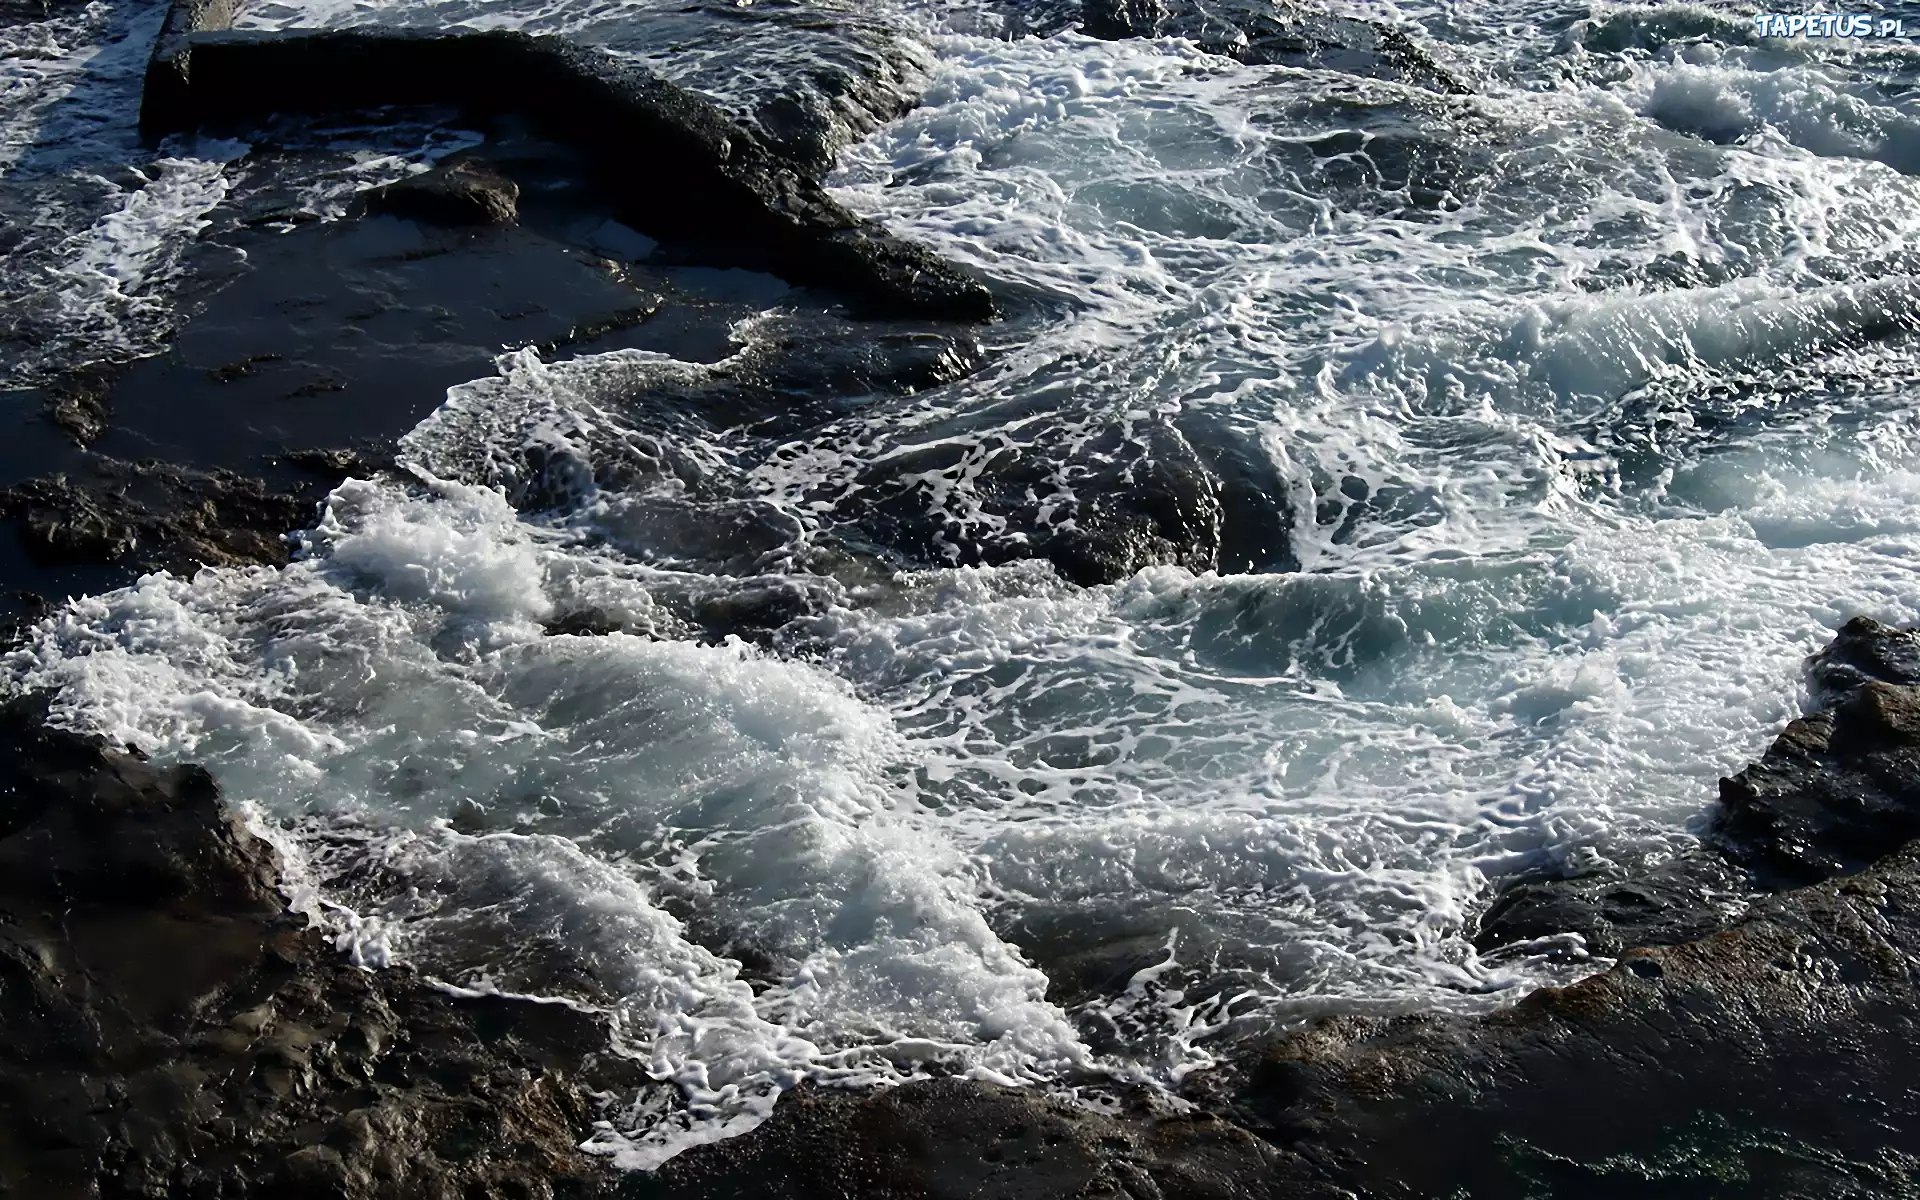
144,15 -> 994,320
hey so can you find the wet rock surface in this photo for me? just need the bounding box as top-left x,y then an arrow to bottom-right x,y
0,456 -> 339,575
10,615 -> 1920,1197
647,618 -> 1920,1198
0,695 -> 646,1200
1472,851 -> 1747,961
1078,0 -> 1472,95
6,0 -> 1920,1189
365,156 -> 521,227
1715,617 -> 1920,890
639,1078 -> 1314,1200
143,24 -> 994,319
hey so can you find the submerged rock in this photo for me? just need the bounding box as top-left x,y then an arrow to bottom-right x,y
646,1078 -> 1311,1199
364,157 -> 521,227
1079,0 -> 1472,95
845,417 -> 1227,587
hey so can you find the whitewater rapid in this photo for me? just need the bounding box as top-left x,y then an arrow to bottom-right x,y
9,0 -> 1920,1167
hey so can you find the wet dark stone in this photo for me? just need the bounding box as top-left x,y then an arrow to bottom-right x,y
642,1077 -> 1314,1199
42,365 -> 121,446
364,156 -> 520,227
1478,618 -> 1920,957
1806,614 -> 1920,699
1079,0 -> 1472,95
849,418 -> 1223,587
0,457 -> 333,574
1200,835 -> 1920,1198
1473,853 -> 1745,960
1714,621 -> 1920,891
141,25 -> 994,320
643,618 -> 1920,1198
0,695 -> 644,1200
0,453 -> 360,576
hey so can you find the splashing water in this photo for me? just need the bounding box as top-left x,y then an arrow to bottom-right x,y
11,0 -> 1920,1166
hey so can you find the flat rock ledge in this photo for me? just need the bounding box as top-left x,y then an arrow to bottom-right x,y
142,7 -> 993,321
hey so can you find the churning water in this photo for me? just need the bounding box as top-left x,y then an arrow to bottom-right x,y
10,0 -> 1920,1167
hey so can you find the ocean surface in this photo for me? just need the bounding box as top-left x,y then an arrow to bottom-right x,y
8,0 -> 1920,1168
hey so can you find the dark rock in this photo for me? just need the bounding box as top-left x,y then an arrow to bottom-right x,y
1208,841 -> 1920,1198
1806,613 -> 1920,698
849,418 -> 1223,586
1182,616 -> 1920,1198
140,24 -> 994,320
1715,623 -> 1920,890
644,1077 -> 1320,1199
43,366 -> 121,445
1479,617 -> 1920,955
1079,0 -> 1472,95
364,157 -> 520,227
1473,852 -> 1745,959
0,457 -> 332,573
638,617 -> 1920,1198
615,0 -> 933,176
0,695 -> 639,1199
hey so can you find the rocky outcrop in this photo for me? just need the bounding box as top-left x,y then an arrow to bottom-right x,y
1079,0 -> 1472,95
0,695 -> 643,1200
1477,615 -> 1920,958
140,22 -> 993,320
364,157 -> 520,227
1715,616 -> 1920,890
605,0 -> 935,177
642,1078 -> 1314,1200
0,455 -> 350,574
6,582 -> 1920,1197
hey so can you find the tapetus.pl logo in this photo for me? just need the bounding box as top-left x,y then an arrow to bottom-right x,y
1751,11 -> 1910,37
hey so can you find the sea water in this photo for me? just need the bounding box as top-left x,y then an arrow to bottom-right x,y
7,0 -> 1920,1167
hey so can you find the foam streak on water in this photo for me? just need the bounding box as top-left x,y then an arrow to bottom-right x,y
12,0 -> 1920,1166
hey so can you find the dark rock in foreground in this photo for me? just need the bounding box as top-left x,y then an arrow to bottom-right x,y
1716,616 -> 1920,890
6,586 -> 1920,1196
0,695 -> 644,1200
643,1079 -> 1310,1199
1473,851 -> 1745,961
1080,0 -> 1472,95
643,617 -> 1920,1198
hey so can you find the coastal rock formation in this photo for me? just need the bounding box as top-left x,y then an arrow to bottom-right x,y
642,1079 -> 1311,1200
6,553 -> 1920,1196
1715,616 -> 1920,890
0,695 -> 643,1200
642,617 -> 1920,1197
141,24 -> 993,320
1079,0 -> 1472,95
602,0 -> 935,176
365,157 -> 521,227
0,456 -> 343,573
